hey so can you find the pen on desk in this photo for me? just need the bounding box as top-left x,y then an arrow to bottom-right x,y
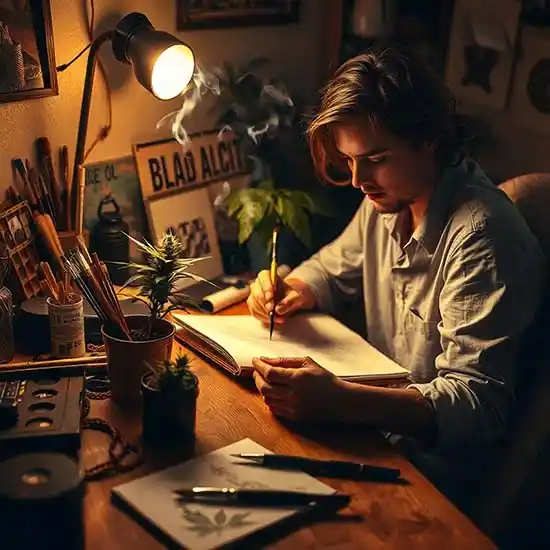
232,453 -> 401,482
174,487 -> 350,508
269,225 -> 279,341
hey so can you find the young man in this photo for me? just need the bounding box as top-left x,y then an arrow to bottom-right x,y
246,48 -> 546,506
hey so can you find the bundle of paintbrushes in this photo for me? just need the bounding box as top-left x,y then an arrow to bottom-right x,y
39,261 -> 73,305
61,245 -> 131,340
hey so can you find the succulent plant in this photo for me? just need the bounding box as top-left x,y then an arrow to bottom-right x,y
146,354 -> 197,393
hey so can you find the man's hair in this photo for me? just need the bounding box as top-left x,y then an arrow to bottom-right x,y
307,47 -> 466,185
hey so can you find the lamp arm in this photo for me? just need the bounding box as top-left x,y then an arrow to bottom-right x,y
70,30 -> 115,225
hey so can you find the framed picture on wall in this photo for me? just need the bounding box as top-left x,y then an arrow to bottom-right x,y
0,0 -> 58,103
145,186 -> 224,288
176,0 -> 301,30
83,155 -> 149,263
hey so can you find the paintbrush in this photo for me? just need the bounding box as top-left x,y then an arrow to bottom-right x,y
59,145 -> 71,230
12,158 -> 39,211
37,137 -> 64,228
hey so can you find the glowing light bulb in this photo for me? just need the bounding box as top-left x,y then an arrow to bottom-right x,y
151,44 -> 195,100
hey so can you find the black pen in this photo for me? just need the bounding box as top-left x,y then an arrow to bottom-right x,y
232,453 -> 401,482
268,225 -> 279,340
174,487 -> 350,508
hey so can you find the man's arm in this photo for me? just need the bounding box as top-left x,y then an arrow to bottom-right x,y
288,198 -> 368,313
408,226 -> 546,450
332,382 -> 438,441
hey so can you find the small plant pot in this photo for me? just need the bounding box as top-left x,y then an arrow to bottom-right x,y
102,316 -> 175,407
141,371 -> 198,447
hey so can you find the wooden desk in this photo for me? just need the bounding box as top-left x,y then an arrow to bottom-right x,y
80,304 -> 495,549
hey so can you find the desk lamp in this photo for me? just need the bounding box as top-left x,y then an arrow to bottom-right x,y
71,12 -> 195,233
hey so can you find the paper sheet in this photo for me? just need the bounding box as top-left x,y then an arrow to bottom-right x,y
173,313 -> 408,380
112,439 -> 335,550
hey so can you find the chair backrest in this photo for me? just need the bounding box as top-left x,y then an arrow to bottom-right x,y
471,173 -> 550,545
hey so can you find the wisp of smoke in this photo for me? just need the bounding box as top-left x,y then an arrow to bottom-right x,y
157,58 -> 294,159
156,63 -> 221,149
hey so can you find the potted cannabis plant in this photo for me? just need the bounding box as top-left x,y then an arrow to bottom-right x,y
141,354 -> 198,447
224,178 -> 331,264
103,232 -> 207,407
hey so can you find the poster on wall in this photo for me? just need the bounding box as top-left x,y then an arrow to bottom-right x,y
445,0 -> 521,110
145,186 -> 224,288
133,129 -> 249,201
508,26 -> 550,134
83,156 -> 148,262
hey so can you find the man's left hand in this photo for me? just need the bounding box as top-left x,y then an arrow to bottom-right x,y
251,356 -> 344,421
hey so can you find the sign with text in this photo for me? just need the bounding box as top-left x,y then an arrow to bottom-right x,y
83,156 -> 148,262
133,129 -> 249,201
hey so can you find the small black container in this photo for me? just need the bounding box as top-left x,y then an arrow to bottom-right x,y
90,195 -> 130,285
141,372 -> 198,447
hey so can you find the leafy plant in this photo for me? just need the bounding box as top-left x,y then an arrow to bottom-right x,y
210,57 -> 295,147
119,232 -> 211,340
146,354 -> 197,393
224,179 -> 331,252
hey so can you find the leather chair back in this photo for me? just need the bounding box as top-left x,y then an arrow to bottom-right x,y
472,174 -> 550,547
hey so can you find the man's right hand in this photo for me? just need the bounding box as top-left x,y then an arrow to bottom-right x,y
247,270 -> 316,325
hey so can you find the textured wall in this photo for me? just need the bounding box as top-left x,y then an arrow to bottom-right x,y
0,0 -> 328,191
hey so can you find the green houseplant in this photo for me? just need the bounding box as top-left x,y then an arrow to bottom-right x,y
224,178 -> 331,256
141,354 -> 199,446
102,232 -> 207,407
211,58 -> 331,267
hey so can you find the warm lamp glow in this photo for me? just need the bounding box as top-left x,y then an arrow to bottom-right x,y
151,44 -> 195,100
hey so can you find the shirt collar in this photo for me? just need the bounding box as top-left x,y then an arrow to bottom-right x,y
383,159 -> 475,255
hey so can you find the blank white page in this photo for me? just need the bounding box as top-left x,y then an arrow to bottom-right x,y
173,313 -> 408,380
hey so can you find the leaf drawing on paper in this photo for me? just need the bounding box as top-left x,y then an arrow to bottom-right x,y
180,506 -> 255,537
207,462 -> 270,490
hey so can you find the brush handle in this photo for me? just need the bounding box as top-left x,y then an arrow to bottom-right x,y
60,146 -> 71,230
37,138 -> 64,229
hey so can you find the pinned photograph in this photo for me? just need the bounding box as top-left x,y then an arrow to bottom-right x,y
445,0 -> 521,110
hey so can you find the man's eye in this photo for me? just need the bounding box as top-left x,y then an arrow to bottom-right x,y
370,156 -> 387,165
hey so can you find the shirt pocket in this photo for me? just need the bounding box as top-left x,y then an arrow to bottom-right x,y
403,307 -> 441,382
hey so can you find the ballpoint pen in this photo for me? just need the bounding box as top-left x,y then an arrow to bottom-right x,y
174,487 -> 350,509
232,453 -> 401,482
269,225 -> 279,341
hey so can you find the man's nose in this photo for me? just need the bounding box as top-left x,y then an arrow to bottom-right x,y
351,162 -> 371,189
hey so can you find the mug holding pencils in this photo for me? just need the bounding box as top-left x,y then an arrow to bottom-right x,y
41,262 -> 85,358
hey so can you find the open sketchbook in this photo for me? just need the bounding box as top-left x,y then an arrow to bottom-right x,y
112,438 -> 337,550
172,312 -> 409,384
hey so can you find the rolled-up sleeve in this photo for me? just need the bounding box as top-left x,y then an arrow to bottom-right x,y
288,199 -> 368,313
410,227 -> 546,451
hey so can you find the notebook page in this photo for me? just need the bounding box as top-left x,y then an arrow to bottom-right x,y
173,313 -> 408,380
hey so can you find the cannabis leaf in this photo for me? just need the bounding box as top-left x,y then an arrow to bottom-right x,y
215,509 -> 226,526
224,180 -> 332,252
180,506 -> 254,537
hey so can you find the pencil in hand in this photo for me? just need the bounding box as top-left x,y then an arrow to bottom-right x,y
269,226 -> 279,341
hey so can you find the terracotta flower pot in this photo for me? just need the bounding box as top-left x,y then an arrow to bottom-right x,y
141,371 -> 198,447
102,316 -> 174,407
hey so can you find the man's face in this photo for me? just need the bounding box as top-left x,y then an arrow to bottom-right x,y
333,119 -> 438,214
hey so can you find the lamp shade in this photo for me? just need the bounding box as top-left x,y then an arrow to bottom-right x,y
112,12 -> 195,100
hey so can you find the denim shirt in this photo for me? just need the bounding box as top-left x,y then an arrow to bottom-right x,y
290,159 -> 546,456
